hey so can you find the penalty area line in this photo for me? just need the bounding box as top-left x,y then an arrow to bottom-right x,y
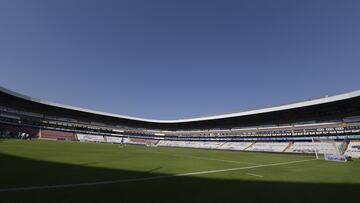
245,173 -> 264,178
0,158 -> 316,192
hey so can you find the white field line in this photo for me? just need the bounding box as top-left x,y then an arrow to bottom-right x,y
137,149 -> 261,166
0,158 -> 316,192
245,173 -> 264,178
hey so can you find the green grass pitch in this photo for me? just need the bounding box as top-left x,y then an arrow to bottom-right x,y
0,139 -> 359,203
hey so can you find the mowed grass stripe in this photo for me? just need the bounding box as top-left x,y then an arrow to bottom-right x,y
135,149 -> 261,165
1,140 -> 360,203
0,158 -> 315,192
1,140 -> 359,187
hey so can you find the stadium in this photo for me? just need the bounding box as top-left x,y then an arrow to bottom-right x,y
1,85 -> 360,202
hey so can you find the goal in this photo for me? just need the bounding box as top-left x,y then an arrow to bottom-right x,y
312,138 -> 347,162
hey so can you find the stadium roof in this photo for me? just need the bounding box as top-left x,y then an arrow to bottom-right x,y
1,86 -> 360,125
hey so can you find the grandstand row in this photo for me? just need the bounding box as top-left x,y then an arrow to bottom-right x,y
1,86 -> 360,158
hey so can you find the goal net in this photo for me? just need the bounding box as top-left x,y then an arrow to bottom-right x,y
312,138 -> 347,162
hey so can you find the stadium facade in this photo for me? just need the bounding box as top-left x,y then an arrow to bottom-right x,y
1,86 -> 360,157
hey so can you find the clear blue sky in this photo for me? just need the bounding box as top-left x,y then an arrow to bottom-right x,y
1,0 -> 359,119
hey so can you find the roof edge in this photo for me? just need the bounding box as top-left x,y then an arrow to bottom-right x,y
1,86 -> 360,123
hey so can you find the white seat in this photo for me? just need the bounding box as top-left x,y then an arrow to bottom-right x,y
344,141 -> 360,158
77,134 -> 105,142
246,142 -> 289,152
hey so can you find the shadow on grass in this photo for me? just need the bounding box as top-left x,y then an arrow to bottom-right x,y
0,152 -> 358,203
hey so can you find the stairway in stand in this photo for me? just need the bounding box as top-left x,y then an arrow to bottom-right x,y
283,142 -> 293,152
244,142 -> 256,150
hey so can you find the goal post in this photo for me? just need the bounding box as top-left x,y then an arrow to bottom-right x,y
312,138 -> 347,162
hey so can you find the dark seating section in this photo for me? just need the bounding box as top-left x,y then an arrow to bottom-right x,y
0,123 -> 38,139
